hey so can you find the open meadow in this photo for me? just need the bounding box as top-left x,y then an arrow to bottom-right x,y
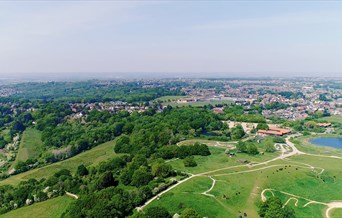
0,140 -> 118,186
9,128 -> 43,170
165,100 -> 233,107
145,140 -> 342,218
0,196 -> 74,218
154,96 -> 233,107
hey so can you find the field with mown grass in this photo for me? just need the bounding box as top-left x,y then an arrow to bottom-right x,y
318,115 -> 342,124
10,128 -> 43,170
0,196 -> 74,218
146,144 -> 342,218
0,140 -> 118,186
154,96 -> 233,107
153,95 -> 190,102
331,208 -> 342,218
165,100 -> 233,107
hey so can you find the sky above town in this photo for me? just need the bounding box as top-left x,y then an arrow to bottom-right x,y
1,1 -> 342,78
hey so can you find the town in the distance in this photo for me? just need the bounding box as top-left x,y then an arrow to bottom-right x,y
0,77 -> 341,218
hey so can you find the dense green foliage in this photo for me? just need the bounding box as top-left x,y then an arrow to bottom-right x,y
278,91 -> 305,99
6,81 -> 184,103
258,197 -> 295,218
224,105 -> 266,123
183,156 -> 197,167
236,141 -> 259,155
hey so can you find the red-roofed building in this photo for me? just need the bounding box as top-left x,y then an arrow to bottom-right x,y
257,127 -> 291,136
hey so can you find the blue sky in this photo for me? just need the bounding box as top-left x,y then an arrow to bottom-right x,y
1,1 -> 342,78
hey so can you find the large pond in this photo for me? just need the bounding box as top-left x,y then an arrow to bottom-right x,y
309,137 -> 342,149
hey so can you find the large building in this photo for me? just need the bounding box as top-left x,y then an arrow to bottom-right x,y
257,127 -> 291,136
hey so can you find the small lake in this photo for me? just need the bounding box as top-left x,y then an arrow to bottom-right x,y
309,137 -> 342,149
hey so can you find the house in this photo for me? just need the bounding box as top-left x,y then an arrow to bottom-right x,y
212,107 -> 224,114
317,123 -> 332,127
257,127 -> 291,136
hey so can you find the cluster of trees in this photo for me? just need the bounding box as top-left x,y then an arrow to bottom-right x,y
230,125 -> 246,140
131,206 -> 201,218
38,106 -> 223,162
224,105 -> 266,123
0,152 -> 183,217
318,94 -> 331,102
264,102 -> 290,110
284,120 -> 325,133
236,141 -> 259,155
0,105 -> 13,128
258,197 -> 295,218
256,123 -> 269,130
0,169 -> 80,214
0,112 -> 214,216
112,107 -> 224,155
0,103 -> 35,142
278,91 -> 305,99
13,159 -> 38,174
7,81 -> 184,103
1,103 -> 222,176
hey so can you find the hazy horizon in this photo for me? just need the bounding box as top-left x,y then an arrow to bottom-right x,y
1,1 -> 342,78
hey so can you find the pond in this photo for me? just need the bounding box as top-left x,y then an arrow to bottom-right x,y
309,137 -> 342,149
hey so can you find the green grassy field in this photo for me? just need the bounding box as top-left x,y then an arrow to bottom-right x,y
169,146 -> 278,174
331,208 -> 342,218
165,100 -> 233,107
10,128 -> 43,169
154,95 -> 233,107
3,126 -> 342,217
146,143 -> 342,218
177,139 -> 235,147
318,115 -> 342,124
154,95 -> 189,102
0,196 -> 74,218
0,140 -> 118,186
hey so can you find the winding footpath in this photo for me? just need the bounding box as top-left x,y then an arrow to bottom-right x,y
137,133 -> 342,218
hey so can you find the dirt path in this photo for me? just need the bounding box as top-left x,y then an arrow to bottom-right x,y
304,153 -> 342,160
261,188 -> 342,218
65,191 -> 79,199
284,197 -> 298,207
260,188 -> 327,206
201,176 -> 216,197
136,174 -> 195,211
326,202 -> 342,218
137,134 -> 301,211
136,133 -> 342,213
212,164 -> 311,177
